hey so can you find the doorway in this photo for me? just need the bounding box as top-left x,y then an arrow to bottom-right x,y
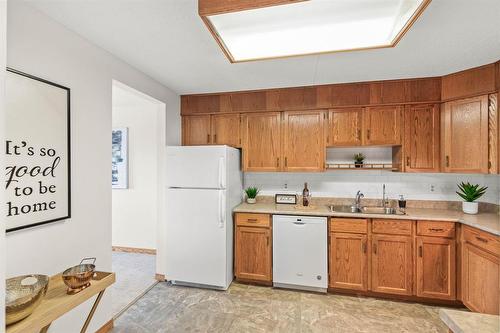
111,80 -> 166,318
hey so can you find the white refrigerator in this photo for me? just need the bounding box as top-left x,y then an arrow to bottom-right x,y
165,145 -> 242,290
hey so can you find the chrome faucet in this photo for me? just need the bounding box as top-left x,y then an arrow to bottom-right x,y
382,184 -> 388,208
354,190 -> 364,209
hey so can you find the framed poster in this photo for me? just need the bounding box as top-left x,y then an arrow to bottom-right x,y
112,127 -> 128,189
5,68 -> 71,232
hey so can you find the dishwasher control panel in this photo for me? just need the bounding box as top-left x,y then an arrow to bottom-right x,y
272,215 -> 328,293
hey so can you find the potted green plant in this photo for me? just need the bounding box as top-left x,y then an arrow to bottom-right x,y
354,153 -> 365,168
456,182 -> 487,214
244,187 -> 259,204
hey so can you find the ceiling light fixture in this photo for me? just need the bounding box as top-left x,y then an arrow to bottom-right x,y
199,0 -> 431,63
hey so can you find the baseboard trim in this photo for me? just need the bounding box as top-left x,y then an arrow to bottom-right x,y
112,246 -> 156,255
96,319 -> 114,333
155,273 -> 165,281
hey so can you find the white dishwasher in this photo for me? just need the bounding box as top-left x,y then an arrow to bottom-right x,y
273,215 -> 328,293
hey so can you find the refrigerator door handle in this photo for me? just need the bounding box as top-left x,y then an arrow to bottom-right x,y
218,157 -> 225,189
219,191 -> 225,228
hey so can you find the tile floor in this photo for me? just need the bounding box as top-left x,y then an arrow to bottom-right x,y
112,282 -> 454,332
111,251 -> 157,317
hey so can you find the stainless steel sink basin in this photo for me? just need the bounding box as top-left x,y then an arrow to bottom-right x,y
329,205 -> 404,215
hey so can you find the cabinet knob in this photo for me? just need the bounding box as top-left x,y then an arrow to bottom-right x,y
445,155 -> 450,167
367,129 -> 371,140
373,243 -> 377,254
418,245 -> 423,257
362,242 -> 367,253
207,134 -> 210,143
476,236 -> 488,243
406,157 -> 410,167
213,134 -> 217,143
276,157 -> 280,167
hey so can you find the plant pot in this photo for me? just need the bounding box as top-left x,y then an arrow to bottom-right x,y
462,201 -> 478,215
246,198 -> 256,204
354,162 -> 363,168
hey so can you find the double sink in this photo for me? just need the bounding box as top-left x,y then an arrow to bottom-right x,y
328,205 -> 404,215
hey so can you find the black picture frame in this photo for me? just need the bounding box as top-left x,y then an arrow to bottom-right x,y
5,67 -> 71,233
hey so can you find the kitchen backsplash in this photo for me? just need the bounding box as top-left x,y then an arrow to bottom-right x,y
244,172 -> 500,205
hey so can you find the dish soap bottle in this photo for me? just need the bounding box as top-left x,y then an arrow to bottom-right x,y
302,182 -> 310,207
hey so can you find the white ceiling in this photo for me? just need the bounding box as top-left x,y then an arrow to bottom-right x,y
26,0 -> 500,95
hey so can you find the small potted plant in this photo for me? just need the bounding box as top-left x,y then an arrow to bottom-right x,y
354,153 -> 365,168
456,182 -> 487,215
244,187 -> 259,204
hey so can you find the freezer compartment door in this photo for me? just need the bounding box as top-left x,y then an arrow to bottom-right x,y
273,215 -> 328,289
166,146 -> 226,189
165,188 -> 228,288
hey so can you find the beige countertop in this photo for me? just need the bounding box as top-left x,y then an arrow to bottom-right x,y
233,203 -> 500,236
439,309 -> 499,333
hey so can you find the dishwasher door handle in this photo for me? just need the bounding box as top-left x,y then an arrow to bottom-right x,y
293,221 -> 306,225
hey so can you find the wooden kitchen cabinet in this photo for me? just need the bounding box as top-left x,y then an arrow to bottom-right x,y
182,115 -> 211,145
416,236 -> 456,300
363,106 -> 402,145
242,112 -> 282,171
371,234 -> 413,295
404,104 -> 440,172
442,95 -> 489,173
329,232 -> 368,291
234,213 -> 272,283
282,110 -> 325,172
211,113 -> 241,147
327,108 -> 362,146
461,226 -> 500,314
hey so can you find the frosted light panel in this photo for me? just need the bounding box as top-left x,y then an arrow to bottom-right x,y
208,0 -> 426,61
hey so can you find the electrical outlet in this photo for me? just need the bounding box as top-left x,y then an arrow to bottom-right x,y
430,184 -> 435,192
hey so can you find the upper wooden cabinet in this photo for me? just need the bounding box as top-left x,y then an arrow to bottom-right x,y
282,111 -> 325,171
327,108 -> 362,146
182,115 -> 211,145
442,95 -> 489,173
242,112 -> 282,171
182,114 -> 241,147
363,106 -> 402,145
211,113 -> 241,147
404,104 -> 440,172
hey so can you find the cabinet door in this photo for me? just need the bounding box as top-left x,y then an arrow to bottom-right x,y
283,110 -> 325,172
327,108 -> 362,146
242,112 -> 282,171
462,243 -> 499,314
442,95 -> 489,173
404,104 -> 440,172
329,233 -> 368,291
182,115 -> 211,145
363,106 -> 402,145
416,236 -> 456,300
211,113 -> 241,147
371,234 -> 413,295
235,226 -> 272,282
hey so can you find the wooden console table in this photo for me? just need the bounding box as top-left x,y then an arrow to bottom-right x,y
6,271 -> 115,333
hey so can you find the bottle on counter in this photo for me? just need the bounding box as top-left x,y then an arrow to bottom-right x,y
398,195 -> 407,213
302,182 -> 310,207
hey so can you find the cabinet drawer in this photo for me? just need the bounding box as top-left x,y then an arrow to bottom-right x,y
372,219 -> 412,235
330,218 -> 368,234
463,226 -> 500,256
417,221 -> 455,238
236,213 -> 271,228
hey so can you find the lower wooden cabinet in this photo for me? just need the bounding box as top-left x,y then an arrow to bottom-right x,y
371,234 -> 413,295
461,226 -> 500,315
416,236 -> 456,300
234,213 -> 272,283
329,232 -> 368,291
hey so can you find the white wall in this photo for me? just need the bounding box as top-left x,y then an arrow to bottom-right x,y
245,172 -> 500,205
6,2 -> 180,332
112,83 -> 162,250
1,0 -> 7,329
